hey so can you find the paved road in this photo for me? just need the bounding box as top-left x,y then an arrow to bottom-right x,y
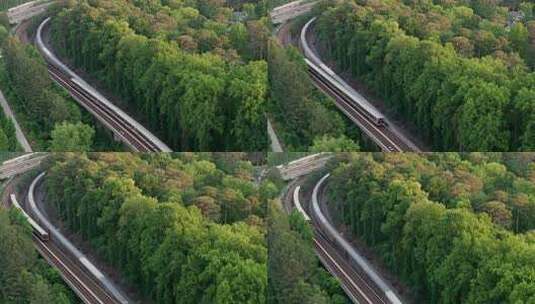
0,90 -> 32,152
268,118 -> 283,152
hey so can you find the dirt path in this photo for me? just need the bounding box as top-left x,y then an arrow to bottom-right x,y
276,20 -> 294,47
14,18 -> 32,44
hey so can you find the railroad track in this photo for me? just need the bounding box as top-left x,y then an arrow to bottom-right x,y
285,164 -> 403,304
307,68 -> 412,152
46,65 -> 161,152
291,181 -> 387,303
299,17 -> 419,152
313,234 -> 388,304
2,156 -> 127,304
309,174 -> 403,304
26,172 -> 129,304
33,236 -> 121,304
35,17 -> 171,152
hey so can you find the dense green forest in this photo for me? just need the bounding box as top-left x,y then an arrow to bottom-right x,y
268,36 -> 362,151
327,153 -> 535,303
0,0 -> 33,11
0,206 -> 79,303
0,22 -> 119,151
314,0 -> 535,151
44,153 -> 272,303
0,151 -> 22,162
268,201 -> 349,304
50,0 -> 269,151
0,107 -> 20,151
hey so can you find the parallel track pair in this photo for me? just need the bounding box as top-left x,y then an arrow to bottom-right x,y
36,18 -> 171,152
300,17 -> 418,152
292,176 -> 403,304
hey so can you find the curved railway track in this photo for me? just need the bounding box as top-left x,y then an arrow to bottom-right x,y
35,17 -> 171,152
313,234 -> 387,304
307,67 -> 410,152
299,17 -> 420,152
33,236 -> 121,304
2,157 -> 128,304
310,174 -> 402,303
285,163 -> 404,304
46,65 -> 161,152
27,172 -> 129,304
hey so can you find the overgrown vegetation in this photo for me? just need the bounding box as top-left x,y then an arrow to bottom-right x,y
268,202 -> 349,304
45,153 -> 273,303
50,0 -> 269,151
0,27 -> 119,151
327,153 -> 535,302
0,207 -> 80,303
315,0 -> 535,151
268,39 -> 361,151
0,108 -> 19,151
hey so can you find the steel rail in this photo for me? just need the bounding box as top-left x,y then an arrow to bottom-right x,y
311,174 -> 403,304
33,236 -> 107,304
27,172 -> 129,304
46,65 -> 159,152
314,234 -> 386,304
35,17 -> 171,152
299,17 -> 419,152
307,67 -> 406,152
291,178 -> 386,304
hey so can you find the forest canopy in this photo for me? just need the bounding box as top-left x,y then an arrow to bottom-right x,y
0,27 -> 98,151
268,38 -> 361,152
50,0 -> 269,151
327,153 -> 535,303
314,0 -> 535,151
0,207 -> 78,303
44,153 -> 271,304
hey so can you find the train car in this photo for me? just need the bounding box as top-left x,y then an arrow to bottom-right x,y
36,18 -> 78,80
10,193 -> 49,241
300,18 -> 388,128
304,58 -> 387,127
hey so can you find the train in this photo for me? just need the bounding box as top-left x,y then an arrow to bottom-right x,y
36,17 -> 172,153
27,172 -> 130,304
300,17 -> 387,128
305,57 -> 388,127
311,174 -> 403,304
10,193 -> 49,241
